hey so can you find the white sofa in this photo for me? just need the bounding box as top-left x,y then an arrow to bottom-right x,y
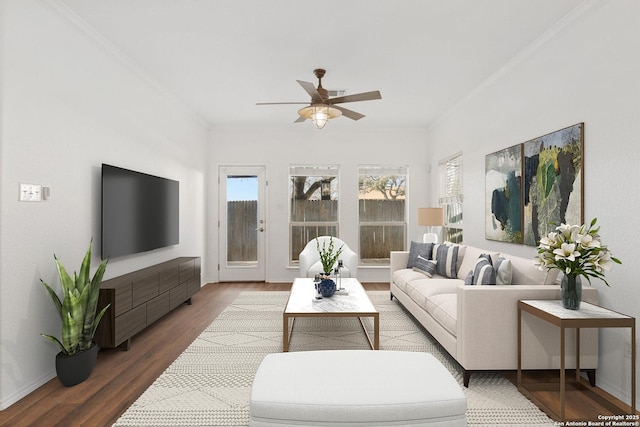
390,242 -> 599,387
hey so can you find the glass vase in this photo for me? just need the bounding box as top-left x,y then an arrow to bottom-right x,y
561,274 -> 582,310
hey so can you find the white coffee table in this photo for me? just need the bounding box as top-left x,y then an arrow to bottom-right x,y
282,277 -> 379,352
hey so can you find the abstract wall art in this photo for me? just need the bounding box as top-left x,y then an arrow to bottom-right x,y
485,144 -> 523,244
523,123 -> 584,246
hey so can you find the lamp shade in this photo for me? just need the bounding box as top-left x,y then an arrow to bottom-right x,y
417,208 -> 444,226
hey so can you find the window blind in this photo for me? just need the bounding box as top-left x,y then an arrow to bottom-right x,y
289,165 -> 339,177
438,153 -> 463,204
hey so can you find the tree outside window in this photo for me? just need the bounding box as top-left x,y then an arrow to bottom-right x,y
358,166 -> 407,264
289,166 -> 339,264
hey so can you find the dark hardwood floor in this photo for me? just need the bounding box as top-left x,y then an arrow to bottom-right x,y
0,282 -> 634,426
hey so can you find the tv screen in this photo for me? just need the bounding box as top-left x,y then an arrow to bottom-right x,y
101,164 -> 179,259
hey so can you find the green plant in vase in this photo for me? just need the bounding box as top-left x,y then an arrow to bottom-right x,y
316,236 -> 344,276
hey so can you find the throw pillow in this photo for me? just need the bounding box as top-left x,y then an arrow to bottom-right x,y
433,243 -> 460,279
412,256 -> 437,277
464,270 -> 474,285
494,257 -> 513,285
407,241 -> 434,269
473,254 -> 496,285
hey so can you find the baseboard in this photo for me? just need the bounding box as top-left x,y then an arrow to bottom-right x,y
597,375 -> 639,412
1,371 -> 55,410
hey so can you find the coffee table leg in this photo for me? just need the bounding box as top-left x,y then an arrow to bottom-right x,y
374,313 -> 380,350
283,314 -> 289,352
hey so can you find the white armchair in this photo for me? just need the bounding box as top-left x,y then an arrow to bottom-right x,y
298,236 -> 358,278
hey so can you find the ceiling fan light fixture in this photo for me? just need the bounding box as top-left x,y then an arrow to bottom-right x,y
298,104 -> 342,129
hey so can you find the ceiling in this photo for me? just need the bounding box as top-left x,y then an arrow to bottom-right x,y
59,0 -> 583,130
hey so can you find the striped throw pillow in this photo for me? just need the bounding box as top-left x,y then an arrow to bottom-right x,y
413,255 -> 437,277
473,254 -> 496,285
433,244 -> 460,279
464,270 -> 474,285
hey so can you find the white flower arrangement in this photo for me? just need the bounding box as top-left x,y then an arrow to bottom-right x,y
535,218 -> 621,286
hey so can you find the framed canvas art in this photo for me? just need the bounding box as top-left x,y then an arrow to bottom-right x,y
523,123 -> 584,246
485,144 -> 523,243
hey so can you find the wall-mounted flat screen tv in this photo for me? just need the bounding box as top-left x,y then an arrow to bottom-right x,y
101,164 -> 179,259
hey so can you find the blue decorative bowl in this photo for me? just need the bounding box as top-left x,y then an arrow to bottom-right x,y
318,278 -> 336,297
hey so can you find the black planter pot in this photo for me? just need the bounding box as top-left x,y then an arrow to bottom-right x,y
55,343 -> 99,387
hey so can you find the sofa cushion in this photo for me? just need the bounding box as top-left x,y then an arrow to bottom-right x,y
456,246 -> 499,280
499,253 -> 560,285
413,256 -> 437,277
425,293 -> 457,337
406,279 -> 461,308
392,268 -> 431,293
433,244 -> 462,279
407,241 -> 434,268
494,257 -> 513,285
473,254 -> 496,285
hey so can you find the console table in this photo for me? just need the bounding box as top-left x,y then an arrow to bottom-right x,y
517,300 -> 636,421
96,257 -> 201,350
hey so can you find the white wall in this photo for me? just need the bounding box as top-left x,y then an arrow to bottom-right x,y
0,1 -> 208,409
207,126 -> 431,284
428,0 -> 640,407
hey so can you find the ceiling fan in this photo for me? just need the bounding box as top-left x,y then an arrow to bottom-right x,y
256,68 -> 382,129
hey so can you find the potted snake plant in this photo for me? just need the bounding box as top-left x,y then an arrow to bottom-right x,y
40,240 -> 109,386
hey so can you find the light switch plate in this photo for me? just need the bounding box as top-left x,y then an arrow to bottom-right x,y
19,183 -> 42,202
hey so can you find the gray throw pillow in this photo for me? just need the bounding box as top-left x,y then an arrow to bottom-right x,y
472,254 -> 496,285
494,257 -> 513,285
412,255 -> 437,277
464,270 -> 474,285
407,241 -> 434,269
433,243 -> 460,279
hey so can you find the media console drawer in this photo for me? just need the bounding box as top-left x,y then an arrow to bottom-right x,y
114,305 -> 146,346
97,257 -> 201,350
147,291 -> 171,325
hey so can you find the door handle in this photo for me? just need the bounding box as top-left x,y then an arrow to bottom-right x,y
257,227 -> 265,232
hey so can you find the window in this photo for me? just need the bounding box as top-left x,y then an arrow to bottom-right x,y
289,165 -> 339,264
358,166 -> 407,264
438,153 -> 463,243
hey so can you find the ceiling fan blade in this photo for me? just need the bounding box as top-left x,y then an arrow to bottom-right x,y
297,80 -> 324,103
294,116 -> 307,123
256,102 -> 309,105
327,91 -> 382,105
331,105 -> 365,121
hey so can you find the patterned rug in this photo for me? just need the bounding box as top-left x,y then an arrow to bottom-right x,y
113,291 -> 555,426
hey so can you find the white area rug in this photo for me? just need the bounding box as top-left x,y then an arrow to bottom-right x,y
113,291 -> 555,426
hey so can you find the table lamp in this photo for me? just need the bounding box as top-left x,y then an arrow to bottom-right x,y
417,208 -> 444,244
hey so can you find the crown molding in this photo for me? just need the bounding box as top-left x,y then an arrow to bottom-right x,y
429,0 -> 611,131
44,0 -> 210,129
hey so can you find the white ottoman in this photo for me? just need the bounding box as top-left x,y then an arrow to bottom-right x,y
249,350 -> 467,426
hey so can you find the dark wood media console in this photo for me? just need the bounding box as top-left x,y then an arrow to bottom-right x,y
96,257 -> 201,350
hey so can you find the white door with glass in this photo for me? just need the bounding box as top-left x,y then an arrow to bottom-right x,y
219,166 -> 266,281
